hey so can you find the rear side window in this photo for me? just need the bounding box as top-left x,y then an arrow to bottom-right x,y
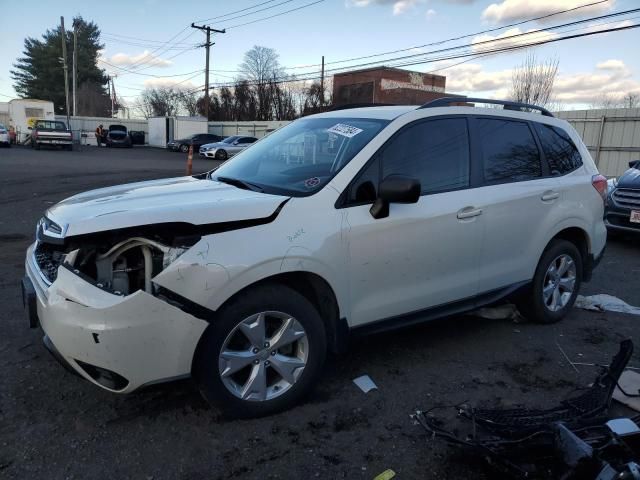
533,123 -> 583,175
381,118 -> 470,195
477,118 -> 541,183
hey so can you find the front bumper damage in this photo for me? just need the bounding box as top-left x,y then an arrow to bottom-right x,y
24,242 -> 208,393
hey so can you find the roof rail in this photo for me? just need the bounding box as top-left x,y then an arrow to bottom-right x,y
418,97 -> 554,117
328,103 -> 394,111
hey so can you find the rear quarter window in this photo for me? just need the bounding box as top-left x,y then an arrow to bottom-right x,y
533,123 -> 583,175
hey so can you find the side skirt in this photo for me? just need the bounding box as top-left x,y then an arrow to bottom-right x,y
350,281 -> 530,337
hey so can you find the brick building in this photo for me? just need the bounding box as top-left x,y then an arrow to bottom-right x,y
332,67 -> 454,106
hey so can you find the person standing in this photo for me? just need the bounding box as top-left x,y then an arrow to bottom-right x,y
95,124 -> 104,146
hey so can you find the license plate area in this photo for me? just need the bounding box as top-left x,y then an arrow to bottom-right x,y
631,210 -> 640,224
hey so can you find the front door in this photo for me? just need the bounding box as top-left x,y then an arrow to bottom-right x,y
341,116 -> 483,327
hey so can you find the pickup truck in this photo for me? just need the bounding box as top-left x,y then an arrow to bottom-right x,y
30,120 -> 73,150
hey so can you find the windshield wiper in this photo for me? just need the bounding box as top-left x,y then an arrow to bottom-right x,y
215,176 -> 263,192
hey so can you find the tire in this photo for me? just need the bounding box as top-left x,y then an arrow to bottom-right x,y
194,284 -> 327,418
34,143 -> 40,150
180,144 -> 189,153
65,144 -> 72,151
517,239 -> 583,324
215,149 -> 228,160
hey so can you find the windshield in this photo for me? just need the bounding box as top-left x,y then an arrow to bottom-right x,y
211,117 -> 389,196
37,121 -> 67,130
222,136 -> 240,144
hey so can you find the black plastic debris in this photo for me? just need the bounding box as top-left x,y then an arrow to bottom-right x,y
414,340 -> 640,479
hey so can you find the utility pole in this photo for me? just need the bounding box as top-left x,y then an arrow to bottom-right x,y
320,55 -> 325,106
191,23 -> 225,120
109,75 -> 117,118
72,23 -> 77,116
60,17 -> 70,127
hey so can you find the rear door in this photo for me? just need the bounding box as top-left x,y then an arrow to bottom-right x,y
341,116 -> 483,326
472,116 -> 561,292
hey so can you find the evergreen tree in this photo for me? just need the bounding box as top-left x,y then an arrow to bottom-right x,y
11,16 -> 110,115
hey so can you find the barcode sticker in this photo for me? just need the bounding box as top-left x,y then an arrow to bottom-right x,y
327,123 -> 363,138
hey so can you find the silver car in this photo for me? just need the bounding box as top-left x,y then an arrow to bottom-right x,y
199,135 -> 258,160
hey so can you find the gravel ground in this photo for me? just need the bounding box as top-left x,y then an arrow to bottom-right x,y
0,145 -> 639,479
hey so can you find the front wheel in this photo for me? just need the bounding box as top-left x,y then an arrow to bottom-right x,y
517,239 -> 582,324
179,144 -> 189,153
194,284 -> 327,418
215,149 -> 228,160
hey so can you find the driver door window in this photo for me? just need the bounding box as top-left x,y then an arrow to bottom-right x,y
381,118 -> 470,195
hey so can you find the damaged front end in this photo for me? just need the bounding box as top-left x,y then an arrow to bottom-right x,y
26,220 -> 210,393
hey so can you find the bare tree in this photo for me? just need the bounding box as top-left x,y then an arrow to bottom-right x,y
509,52 -> 559,108
239,45 -> 284,120
136,87 -> 182,118
178,90 -> 199,116
623,93 -> 640,109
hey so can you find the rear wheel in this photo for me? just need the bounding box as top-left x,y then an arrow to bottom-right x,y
517,239 -> 582,324
194,284 -> 327,418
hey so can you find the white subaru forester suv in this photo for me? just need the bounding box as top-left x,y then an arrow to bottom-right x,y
23,98 -> 607,417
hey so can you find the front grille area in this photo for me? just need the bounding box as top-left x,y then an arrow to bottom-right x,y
34,243 -> 66,283
612,188 -> 640,209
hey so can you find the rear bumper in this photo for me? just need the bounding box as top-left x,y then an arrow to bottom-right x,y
24,243 -> 208,393
35,138 -> 72,145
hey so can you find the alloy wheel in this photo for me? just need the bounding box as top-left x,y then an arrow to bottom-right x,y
542,254 -> 577,312
218,311 -> 309,402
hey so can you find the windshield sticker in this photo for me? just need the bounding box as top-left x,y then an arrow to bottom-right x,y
327,123 -> 363,138
304,177 -> 321,188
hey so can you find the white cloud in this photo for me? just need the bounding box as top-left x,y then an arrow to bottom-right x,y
426,8 -> 436,19
101,50 -> 173,68
597,59 -> 626,70
482,0 -> 614,25
432,58 -> 640,107
471,27 -> 559,52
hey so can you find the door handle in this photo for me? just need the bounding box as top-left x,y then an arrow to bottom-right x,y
457,207 -> 483,219
541,191 -> 560,202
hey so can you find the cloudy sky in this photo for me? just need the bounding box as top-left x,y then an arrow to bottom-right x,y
0,0 -> 639,110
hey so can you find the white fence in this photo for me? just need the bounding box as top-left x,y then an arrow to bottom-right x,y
55,115 -> 148,144
207,121 -> 290,138
556,108 -> 640,177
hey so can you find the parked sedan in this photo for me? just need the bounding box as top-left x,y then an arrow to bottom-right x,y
199,135 -> 258,160
0,123 -> 10,147
167,133 -> 223,153
106,124 -> 132,148
605,160 -> 640,234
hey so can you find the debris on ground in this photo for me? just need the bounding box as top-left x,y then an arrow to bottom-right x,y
470,303 -> 525,322
353,375 -> 378,393
614,370 -> 640,411
372,469 -> 396,480
414,340 -> 638,478
576,294 -> 640,315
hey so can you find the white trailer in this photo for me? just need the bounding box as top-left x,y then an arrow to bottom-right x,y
148,116 -> 208,148
0,99 -> 55,144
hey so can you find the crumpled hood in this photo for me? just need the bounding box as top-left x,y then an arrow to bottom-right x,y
46,176 -> 288,237
617,166 -> 640,189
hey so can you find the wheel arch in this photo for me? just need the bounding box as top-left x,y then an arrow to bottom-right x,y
192,271 -> 348,374
542,226 -> 591,280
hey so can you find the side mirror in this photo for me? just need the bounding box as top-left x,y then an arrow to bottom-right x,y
629,160 -> 640,169
233,141 -> 240,145
370,176 -> 421,219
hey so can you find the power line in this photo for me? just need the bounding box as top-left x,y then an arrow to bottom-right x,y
282,0 -> 612,70
124,27 -> 195,71
195,0 -> 281,23
223,0 -> 325,29
198,0 -> 296,25
204,22 -> 640,89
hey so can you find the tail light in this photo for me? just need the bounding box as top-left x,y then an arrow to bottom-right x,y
592,174 -> 608,205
